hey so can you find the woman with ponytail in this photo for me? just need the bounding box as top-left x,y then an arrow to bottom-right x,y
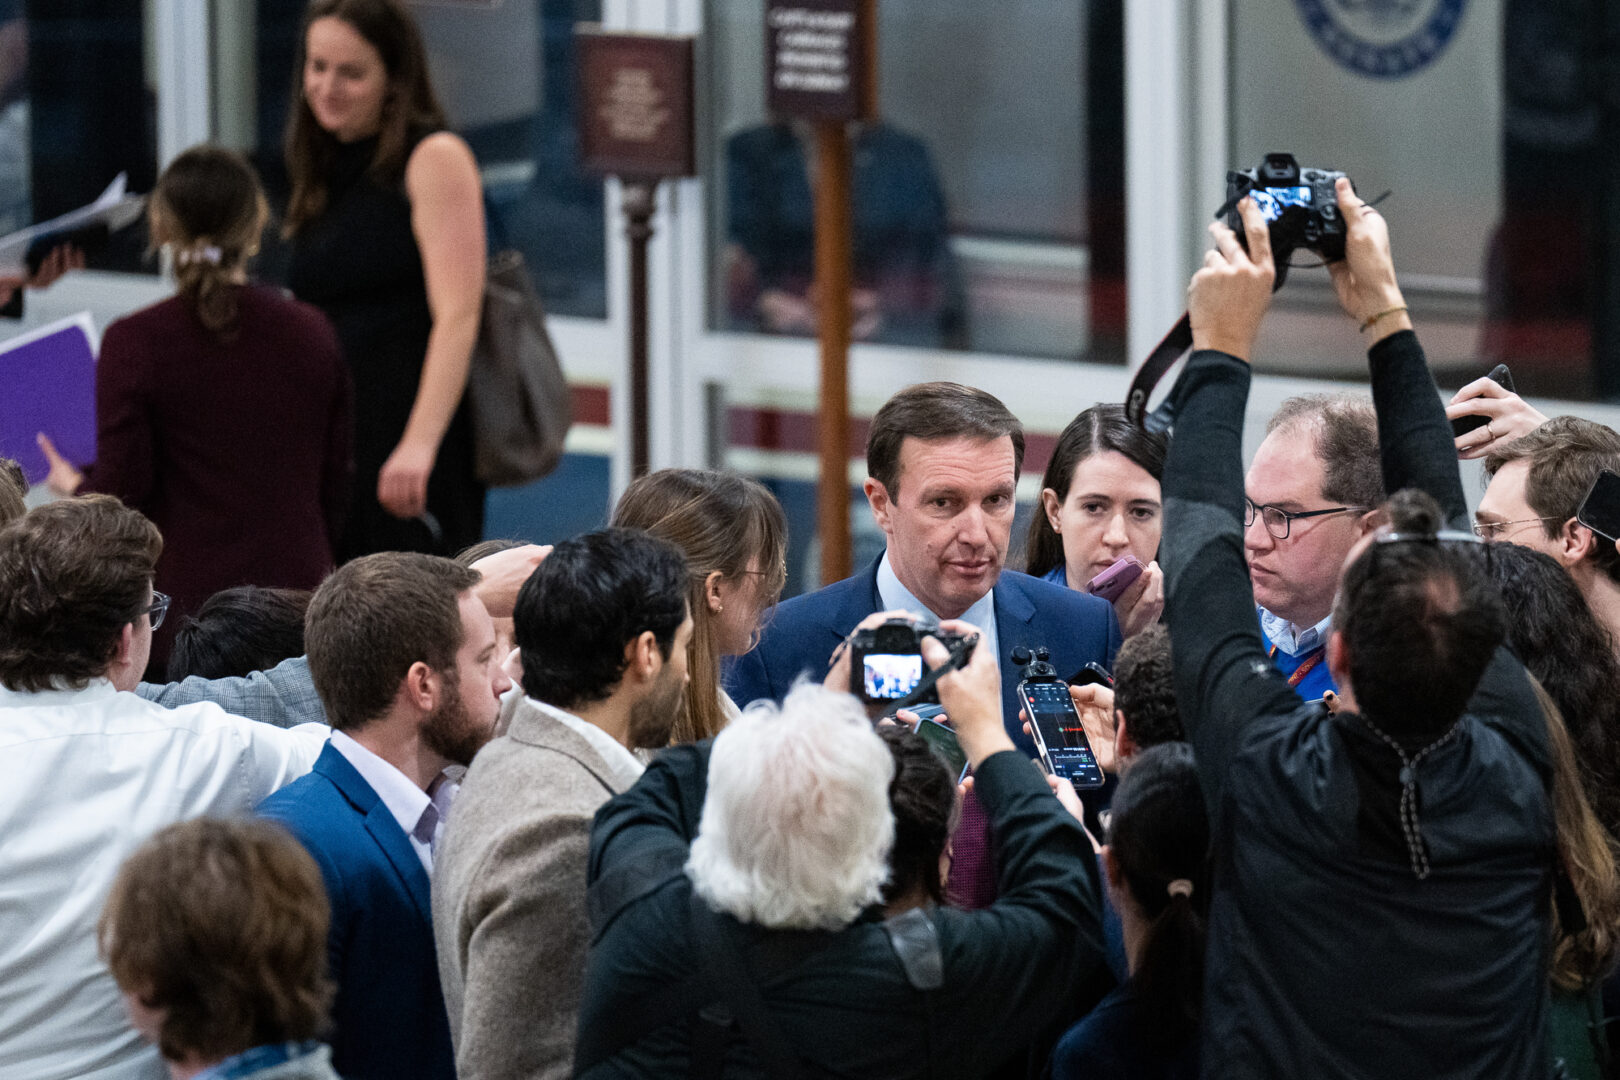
40,146 -> 351,676
1051,742 -> 1208,1080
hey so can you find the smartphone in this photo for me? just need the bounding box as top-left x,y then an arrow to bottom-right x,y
1067,661 -> 1115,690
912,716 -> 969,782
1578,470 -> 1620,543
1020,675 -> 1107,789
1449,364 -> 1516,438
1085,554 -> 1145,604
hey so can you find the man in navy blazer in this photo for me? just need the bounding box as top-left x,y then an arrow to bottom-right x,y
726,382 -> 1121,755
258,552 -> 513,1080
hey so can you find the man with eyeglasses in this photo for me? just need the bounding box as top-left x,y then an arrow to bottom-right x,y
1242,393 -> 1384,699
0,495 -> 326,1080
1476,416 -> 1620,651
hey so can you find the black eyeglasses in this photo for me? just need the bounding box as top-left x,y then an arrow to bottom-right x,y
137,590 -> 171,631
1244,498 -> 1363,540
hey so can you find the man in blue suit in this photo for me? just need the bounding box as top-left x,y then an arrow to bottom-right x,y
259,552 -> 514,1080
726,381 -> 1121,754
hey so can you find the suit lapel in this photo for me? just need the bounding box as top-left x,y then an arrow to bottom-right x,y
316,745 -> 434,924
993,575 -> 1039,729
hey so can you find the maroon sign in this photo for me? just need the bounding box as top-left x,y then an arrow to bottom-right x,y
766,0 -> 872,122
577,28 -> 697,179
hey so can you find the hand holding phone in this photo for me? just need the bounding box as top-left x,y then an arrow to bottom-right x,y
1085,555 -> 1145,605
1020,675 -> 1108,789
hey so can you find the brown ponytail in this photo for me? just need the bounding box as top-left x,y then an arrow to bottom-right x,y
148,147 -> 269,340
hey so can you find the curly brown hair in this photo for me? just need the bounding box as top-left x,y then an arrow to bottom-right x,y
0,495 -> 161,691
99,818 -> 334,1063
0,456 -> 25,526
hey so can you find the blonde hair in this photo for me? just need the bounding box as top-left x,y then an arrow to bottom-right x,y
611,469 -> 787,743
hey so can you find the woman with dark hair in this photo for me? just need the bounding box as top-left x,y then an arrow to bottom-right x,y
38,145 -> 350,676
1480,542 -> 1620,841
1025,404 -> 1168,636
284,0 -> 487,559
611,468 -> 788,743
878,725 -> 961,913
1051,742 -> 1207,1080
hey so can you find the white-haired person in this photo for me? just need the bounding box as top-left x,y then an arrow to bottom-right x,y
572,624 -> 1108,1079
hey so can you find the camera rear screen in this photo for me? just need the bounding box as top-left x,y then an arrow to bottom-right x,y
863,653 -> 924,700
1252,185 -> 1312,222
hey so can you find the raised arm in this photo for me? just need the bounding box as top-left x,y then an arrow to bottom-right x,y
1325,179 -> 1468,529
1161,200 -> 1304,816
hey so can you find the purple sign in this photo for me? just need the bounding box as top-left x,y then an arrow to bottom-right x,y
0,315 -> 97,485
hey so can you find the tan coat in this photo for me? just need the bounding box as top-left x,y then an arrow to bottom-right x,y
432,697 -> 644,1080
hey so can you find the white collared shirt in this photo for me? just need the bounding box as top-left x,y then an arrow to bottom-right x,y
524,696 -> 645,779
328,730 -> 457,875
0,679 -> 326,1080
1259,607 -> 1333,657
875,551 -> 1001,663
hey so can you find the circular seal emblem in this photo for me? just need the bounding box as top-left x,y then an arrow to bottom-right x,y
1294,0 -> 1469,79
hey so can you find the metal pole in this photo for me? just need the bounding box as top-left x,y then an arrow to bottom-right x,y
814,123 -> 855,584
623,179 -> 657,476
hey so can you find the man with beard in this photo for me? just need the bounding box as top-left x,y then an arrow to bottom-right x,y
258,551 -> 513,1080
432,527 -> 692,1080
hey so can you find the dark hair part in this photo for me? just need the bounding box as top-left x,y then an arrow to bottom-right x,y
1334,490 -> 1505,735
878,727 -> 958,907
1106,742 -> 1209,1053
1480,541 -> 1620,842
866,382 -> 1025,499
1025,404 -> 1167,578
304,551 -> 479,731
99,818 -> 333,1063
1114,623 -> 1182,751
612,469 -> 788,743
0,456 -> 24,526
1266,393 -> 1384,512
453,538 -> 526,567
514,528 -> 689,712
0,495 -> 161,692
283,0 -> 445,236
167,586 -> 312,682
1484,416 -> 1620,585
148,146 -> 269,339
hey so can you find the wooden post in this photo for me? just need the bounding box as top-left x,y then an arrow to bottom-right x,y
623,179 -> 658,477
814,126 -> 855,583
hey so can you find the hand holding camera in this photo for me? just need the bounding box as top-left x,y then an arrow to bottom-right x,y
1323,177 -> 1410,341
1189,196 -> 1275,362
921,621 -> 1009,768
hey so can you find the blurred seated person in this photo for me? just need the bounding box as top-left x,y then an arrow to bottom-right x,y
99,817 -> 340,1080
166,585 -> 311,682
724,120 -> 965,349
1051,743 -> 1208,1080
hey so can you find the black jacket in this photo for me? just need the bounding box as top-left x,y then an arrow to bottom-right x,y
1160,331 -> 1555,1078
573,743 -> 1105,1079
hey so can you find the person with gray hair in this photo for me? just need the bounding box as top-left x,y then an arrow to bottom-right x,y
575,625 -> 1106,1078
1244,391 -> 1384,700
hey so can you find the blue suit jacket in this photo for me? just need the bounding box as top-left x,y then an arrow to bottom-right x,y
724,557 -> 1122,756
257,742 -> 454,1080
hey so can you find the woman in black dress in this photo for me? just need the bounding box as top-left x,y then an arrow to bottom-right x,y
284,0 -> 486,559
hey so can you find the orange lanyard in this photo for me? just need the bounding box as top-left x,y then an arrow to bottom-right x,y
1269,644 -> 1326,689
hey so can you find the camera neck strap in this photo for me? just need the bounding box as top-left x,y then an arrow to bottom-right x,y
880,633 -> 980,719
1122,313 -> 1192,434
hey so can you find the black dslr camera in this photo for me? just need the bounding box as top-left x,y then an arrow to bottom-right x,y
1225,153 -> 1349,285
849,616 -> 977,706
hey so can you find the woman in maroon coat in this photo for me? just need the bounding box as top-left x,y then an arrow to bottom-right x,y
40,147 -> 351,676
